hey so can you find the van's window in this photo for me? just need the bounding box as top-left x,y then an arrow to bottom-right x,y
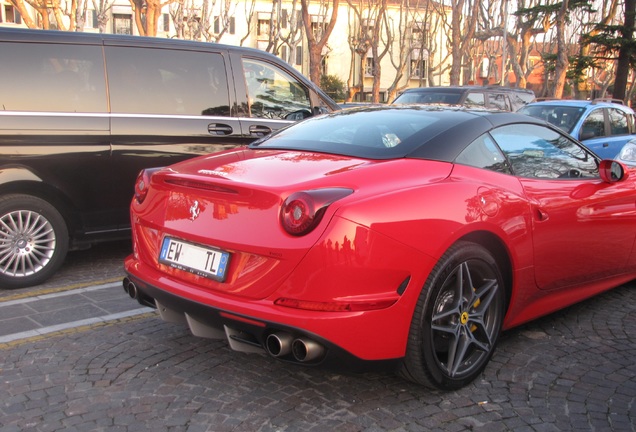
464,92 -> 485,108
0,42 -> 107,113
243,58 -> 311,120
490,93 -> 510,111
106,47 -> 230,116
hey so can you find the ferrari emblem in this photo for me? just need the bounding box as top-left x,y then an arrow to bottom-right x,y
189,200 -> 200,221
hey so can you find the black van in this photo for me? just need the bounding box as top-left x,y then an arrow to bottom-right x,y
0,28 -> 339,288
392,85 -> 535,111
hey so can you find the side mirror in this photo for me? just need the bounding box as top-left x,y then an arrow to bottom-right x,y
599,159 -> 628,183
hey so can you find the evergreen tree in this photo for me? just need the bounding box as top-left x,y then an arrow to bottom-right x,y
583,0 -> 635,101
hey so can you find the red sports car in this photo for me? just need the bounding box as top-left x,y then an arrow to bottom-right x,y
123,106 -> 636,390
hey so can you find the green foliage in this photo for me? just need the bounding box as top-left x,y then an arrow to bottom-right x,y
583,24 -> 636,68
320,74 -> 347,102
567,56 -> 597,82
514,0 -> 595,21
541,53 -> 557,73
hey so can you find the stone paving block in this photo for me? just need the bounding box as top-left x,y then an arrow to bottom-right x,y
1,243 -> 636,431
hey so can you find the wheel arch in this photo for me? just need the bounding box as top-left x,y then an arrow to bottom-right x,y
0,177 -> 80,242
457,230 -> 513,311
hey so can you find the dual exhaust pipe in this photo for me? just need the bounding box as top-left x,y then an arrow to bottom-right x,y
123,278 -> 325,362
266,332 -> 325,363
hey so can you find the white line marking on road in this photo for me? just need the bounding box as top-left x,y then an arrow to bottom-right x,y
0,282 -> 121,308
0,307 -> 153,344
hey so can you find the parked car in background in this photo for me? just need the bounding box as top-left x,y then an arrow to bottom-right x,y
123,105 -> 635,390
0,27 -> 339,289
616,138 -> 636,166
392,85 -> 535,111
339,102 -> 382,109
518,99 -> 636,159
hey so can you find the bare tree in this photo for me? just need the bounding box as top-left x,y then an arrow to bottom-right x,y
169,0 -> 186,38
128,0 -> 179,36
301,0 -> 340,85
345,0 -> 391,102
239,0 -> 256,46
385,0 -> 414,101
92,0 -> 114,33
209,0 -> 237,42
279,0 -> 305,65
74,0 -> 89,31
9,0 -> 76,30
552,0 -> 570,98
345,5 -> 365,101
433,0 -> 480,85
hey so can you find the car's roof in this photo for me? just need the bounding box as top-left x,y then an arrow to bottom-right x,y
526,98 -> 634,111
0,26 -> 268,56
401,86 -> 534,94
253,105 -> 547,163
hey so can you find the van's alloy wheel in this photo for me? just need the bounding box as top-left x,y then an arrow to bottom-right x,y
399,241 -> 505,390
0,195 -> 69,289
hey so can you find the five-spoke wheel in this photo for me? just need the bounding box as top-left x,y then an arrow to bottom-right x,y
400,241 -> 506,390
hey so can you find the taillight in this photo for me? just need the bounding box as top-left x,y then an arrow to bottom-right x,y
134,168 -> 163,204
280,188 -> 353,236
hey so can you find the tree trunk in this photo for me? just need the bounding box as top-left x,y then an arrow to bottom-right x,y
613,0 -> 635,101
301,0 -> 340,85
552,0 -> 569,98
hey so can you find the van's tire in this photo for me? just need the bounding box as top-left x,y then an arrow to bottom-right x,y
0,194 -> 69,289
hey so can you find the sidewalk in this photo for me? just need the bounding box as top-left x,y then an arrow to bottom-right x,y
0,281 -> 151,344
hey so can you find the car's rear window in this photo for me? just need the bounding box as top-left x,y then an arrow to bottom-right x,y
251,108 -> 469,159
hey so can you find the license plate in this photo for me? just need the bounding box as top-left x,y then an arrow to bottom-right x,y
159,237 -> 230,282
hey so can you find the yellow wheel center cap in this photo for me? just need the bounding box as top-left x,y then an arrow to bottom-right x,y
460,312 -> 469,325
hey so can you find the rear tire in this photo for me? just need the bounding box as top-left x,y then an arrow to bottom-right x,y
0,194 -> 69,289
399,241 -> 505,390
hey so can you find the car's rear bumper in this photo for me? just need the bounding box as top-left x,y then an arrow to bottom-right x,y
122,265 -> 404,372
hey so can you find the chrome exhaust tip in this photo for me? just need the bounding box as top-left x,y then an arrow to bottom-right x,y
123,278 -> 136,298
123,278 -> 138,299
265,333 -> 294,357
292,338 -> 325,362
122,278 -> 156,309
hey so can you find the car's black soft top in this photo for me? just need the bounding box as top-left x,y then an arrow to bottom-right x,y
252,106 -> 548,163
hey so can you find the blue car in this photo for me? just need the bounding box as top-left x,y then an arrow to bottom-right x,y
518,99 -> 636,159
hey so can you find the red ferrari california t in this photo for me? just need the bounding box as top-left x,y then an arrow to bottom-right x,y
123,106 -> 636,390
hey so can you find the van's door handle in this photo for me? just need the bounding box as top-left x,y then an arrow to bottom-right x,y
249,125 -> 272,137
208,124 -> 233,135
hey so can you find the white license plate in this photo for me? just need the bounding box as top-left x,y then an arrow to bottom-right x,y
159,237 -> 230,281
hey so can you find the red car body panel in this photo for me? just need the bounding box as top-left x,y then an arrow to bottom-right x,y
125,140 -> 636,362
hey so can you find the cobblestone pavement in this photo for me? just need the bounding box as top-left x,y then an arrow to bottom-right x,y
1,241 -> 635,431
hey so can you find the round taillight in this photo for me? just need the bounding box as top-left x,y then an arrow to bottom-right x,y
134,168 -> 162,204
281,192 -> 315,235
280,188 -> 353,236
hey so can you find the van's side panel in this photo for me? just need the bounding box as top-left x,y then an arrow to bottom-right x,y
0,38 -> 112,239
106,44 -> 251,229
